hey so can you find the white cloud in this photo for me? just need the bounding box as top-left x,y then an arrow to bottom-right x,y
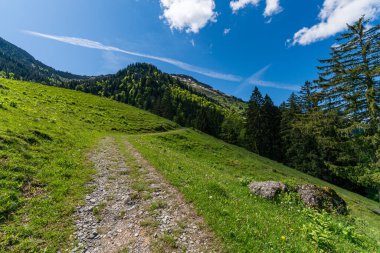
24,31 -> 242,82
190,39 -> 195,47
291,0 -> 380,46
230,0 -> 282,17
264,0 -> 282,17
230,0 -> 260,13
159,0 -> 217,33
223,28 -> 231,35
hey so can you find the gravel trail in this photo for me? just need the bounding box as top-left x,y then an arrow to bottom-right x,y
71,136 -> 220,253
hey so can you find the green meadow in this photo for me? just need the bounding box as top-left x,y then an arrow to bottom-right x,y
127,129 -> 380,252
0,78 -> 176,252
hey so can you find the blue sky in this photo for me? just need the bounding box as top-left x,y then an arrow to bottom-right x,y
0,0 -> 379,104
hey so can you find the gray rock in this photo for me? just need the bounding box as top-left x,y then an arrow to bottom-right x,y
248,181 -> 287,199
296,184 -> 347,214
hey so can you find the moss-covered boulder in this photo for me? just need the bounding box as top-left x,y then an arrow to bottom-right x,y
296,184 -> 347,214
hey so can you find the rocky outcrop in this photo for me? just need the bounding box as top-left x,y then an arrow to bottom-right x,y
248,181 -> 287,199
248,181 -> 348,215
296,184 -> 347,214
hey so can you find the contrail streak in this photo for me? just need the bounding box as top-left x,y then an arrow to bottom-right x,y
24,31 -> 242,82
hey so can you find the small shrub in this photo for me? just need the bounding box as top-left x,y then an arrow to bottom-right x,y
301,208 -> 365,252
302,209 -> 335,251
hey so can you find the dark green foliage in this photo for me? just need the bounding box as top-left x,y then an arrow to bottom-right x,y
220,112 -> 245,145
281,18 -> 380,199
246,87 -> 263,153
173,74 -> 247,115
317,17 -> 379,129
280,85 -> 325,177
245,87 -> 282,160
313,17 -> 380,195
260,95 -> 282,160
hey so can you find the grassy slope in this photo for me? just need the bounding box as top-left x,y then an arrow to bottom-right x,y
127,129 -> 380,252
0,78 -> 177,252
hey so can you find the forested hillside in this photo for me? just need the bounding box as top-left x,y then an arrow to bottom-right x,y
64,64 -> 231,137
172,74 -> 247,115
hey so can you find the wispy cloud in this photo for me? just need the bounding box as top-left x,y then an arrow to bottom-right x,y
236,64 -> 299,93
247,79 -> 300,91
236,64 -> 269,94
24,30 -> 242,82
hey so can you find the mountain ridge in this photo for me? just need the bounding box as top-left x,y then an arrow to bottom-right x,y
0,36 -> 245,115
0,37 -> 85,84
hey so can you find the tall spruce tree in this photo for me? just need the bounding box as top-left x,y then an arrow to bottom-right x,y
317,17 -> 379,128
299,81 -> 318,113
246,87 -> 264,153
315,17 -> 380,195
260,95 -> 282,160
246,87 -> 282,160
280,93 -> 302,165
281,85 -> 326,177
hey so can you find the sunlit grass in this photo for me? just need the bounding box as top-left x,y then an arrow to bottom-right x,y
127,129 -> 380,252
0,78 -> 177,252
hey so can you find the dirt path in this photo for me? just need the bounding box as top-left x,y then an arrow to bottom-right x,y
71,136 -> 220,253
